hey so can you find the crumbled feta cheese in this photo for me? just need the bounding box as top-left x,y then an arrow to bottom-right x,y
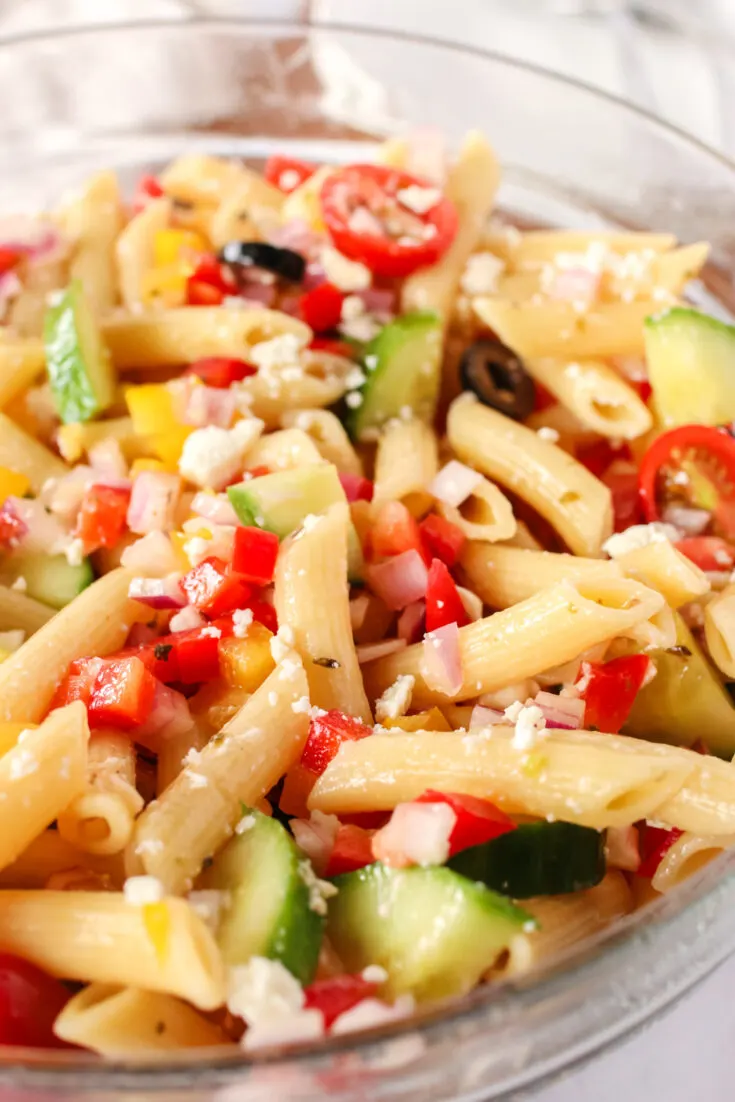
123,875 -> 165,905
187,771 -> 209,789
309,705 -> 328,720
361,965 -> 389,984
460,252 -> 506,296
291,695 -> 311,714
297,860 -> 338,916
249,333 -> 304,373
232,608 -> 254,637
235,813 -> 256,835
64,538 -> 85,567
396,184 -> 442,215
504,703 -> 546,751
344,365 -> 367,390
341,295 -> 366,322
169,605 -> 205,633
200,625 -> 222,639
345,391 -> 363,409
10,576 -> 26,593
374,802 -> 456,868
187,889 -> 229,930
340,315 -> 381,343
179,420 -> 263,490
9,748 -> 38,780
227,957 -> 325,1051
537,426 -> 560,443
321,246 -> 372,292
270,625 -> 295,663
278,168 -> 302,191
331,994 -> 415,1035
375,674 -> 415,723
603,522 -> 679,559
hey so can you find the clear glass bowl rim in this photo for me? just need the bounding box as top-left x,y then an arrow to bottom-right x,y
2,14 -> 735,1098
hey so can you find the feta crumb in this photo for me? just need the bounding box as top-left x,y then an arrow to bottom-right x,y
232,608 -> 254,637
9,749 -> 38,780
321,245 -> 372,292
200,625 -> 221,639
267,691 -> 278,707
396,184 -> 442,215
187,889 -> 229,930
340,315 -> 381,343
309,705 -> 328,720
270,625 -> 295,663
374,802 -> 456,867
460,251 -> 506,296
169,605 -> 205,633
64,538 -> 85,567
235,813 -> 256,835
344,365 -> 367,390
249,333 -> 304,373
345,391 -> 363,409
291,696 -> 311,714
341,295 -> 366,322
375,674 -> 415,723
179,420 -> 263,490
331,995 -> 415,1035
123,875 -> 165,905
278,168 -> 302,191
10,576 -> 27,593
603,522 -> 679,558
504,703 -> 546,751
537,426 -> 560,443
227,956 -> 325,1050
187,771 -> 209,789
361,965 -> 389,984
297,859 -> 338,916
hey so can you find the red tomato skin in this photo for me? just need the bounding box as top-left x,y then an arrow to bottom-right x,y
577,440 -> 632,480
301,711 -> 373,775
87,657 -> 158,730
187,280 -> 224,306
416,790 -> 516,856
0,954 -> 73,1048
185,357 -> 256,388
181,558 -> 253,619
132,174 -> 164,213
74,485 -> 130,552
172,634 -> 221,684
0,247 -> 21,275
602,463 -> 644,532
675,536 -> 735,572
308,337 -> 356,359
324,824 -> 375,877
0,502 -> 27,550
299,283 -> 344,332
637,825 -> 683,878
304,975 -> 378,1029
338,472 -> 374,504
419,514 -> 466,567
371,501 -> 429,564
576,654 -> 651,734
639,424 -> 735,525
264,155 -> 316,194
49,657 -> 99,711
231,527 -> 279,585
424,559 -> 469,632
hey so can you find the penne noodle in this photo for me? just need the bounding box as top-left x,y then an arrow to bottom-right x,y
0,584 -> 55,634
243,427 -> 324,472
460,543 -> 623,609
57,731 -> 143,856
704,584 -> 735,680
61,171 -> 123,315
238,350 -> 352,427
447,395 -> 612,556
655,754 -> 735,835
525,357 -> 652,440
209,179 -> 285,249
115,197 -> 171,310
484,230 -> 677,268
617,539 -> 710,610
0,830 -> 124,890
0,336 -> 46,409
501,520 -> 544,552
8,254 -> 69,338
281,408 -> 364,476
373,419 -> 438,517
0,891 -> 225,1009
56,416 -> 142,465
156,722 -> 209,796
651,831 -> 735,893
0,411 -> 67,491
436,476 -> 517,543
160,154 -> 281,208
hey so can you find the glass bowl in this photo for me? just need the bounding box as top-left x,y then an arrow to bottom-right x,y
2,16 -> 735,1101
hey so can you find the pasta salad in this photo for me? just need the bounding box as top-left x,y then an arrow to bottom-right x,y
0,130 -> 732,1054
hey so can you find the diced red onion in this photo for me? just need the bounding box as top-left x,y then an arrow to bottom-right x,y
43,466 -> 93,520
302,262 -> 327,291
0,270 -> 21,313
4,496 -> 67,554
169,605 -> 206,633
357,288 -> 396,317
136,682 -> 193,743
397,600 -> 425,643
128,573 -> 186,610
127,472 -> 181,535
184,385 -> 236,429
366,550 -> 428,611
290,812 -> 339,875
0,216 -> 67,262
121,531 -> 182,576
270,219 -> 323,259
469,704 -> 505,728
429,461 -> 482,509
533,690 -> 585,730
126,621 -> 158,648
422,622 -> 462,696
357,639 -> 407,664
547,267 -> 601,306
239,282 -> 277,308
661,505 -> 710,536
606,825 -> 641,872
190,492 -> 239,527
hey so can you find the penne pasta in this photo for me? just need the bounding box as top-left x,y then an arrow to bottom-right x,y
243,427 -> 324,472
0,584 -> 55,633
372,419 -> 438,517
704,584 -> 735,680
447,395 -> 612,556
156,722 -> 209,796
0,336 -> 46,409
57,731 -> 143,856
61,171 -> 123,315
0,830 -> 124,890
281,408 -> 364,476
525,357 -> 653,440
209,178 -> 285,249
651,831 -> 735,893
436,476 -> 517,543
56,416 -> 141,464
160,153 -> 280,208
655,754 -> 735,835
460,543 -> 623,609
484,229 -> 677,268
115,197 -> 172,311
616,539 -> 710,609
0,411 -> 67,491
238,350 -> 352,427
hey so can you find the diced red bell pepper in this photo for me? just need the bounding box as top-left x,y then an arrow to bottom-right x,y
87,656 -> 157,730
424,559 -> 468,632
299,283 -> 344,332
416,790 -> 516,857
187,280 -> 224,306
185,357 -> 257,388
132,174 -> 164,214
170,631 -> 221,684
308,337 -> 356,359
419,513 -> 466,567
304,974 -> 379,1030
232,527 -> 279,585
186,256 -> 232,306
0,954 -> 73,1048
371,501 -> 429,564
0,501 -> 26,550
301,710 -> 373,775
532,382 -> 556,414
74,484 -> 130,553
674,536 -> 735,572
49,657 -> 101,711
119,640 -> 181,684
264,155 -> 316,194
0,247 -> 21,276
246,597 -> 278,634
324,824 -> 374,877
600,462 -> 644,533
338,472 -> 374,504
577,439 -> 632,480
637,824 -> 683,879
181,557 -> 253,619
576,654 -> 651,734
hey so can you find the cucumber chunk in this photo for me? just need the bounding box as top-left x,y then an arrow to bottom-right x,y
200,809 -> 323,984
44,280 -> 116,424
348,311 -> 443,441
447,822 -> 605,898
5,552 -> 93,610
327,863 -> 532,1000
227,463 -> 346,539
644,307 -> 735,427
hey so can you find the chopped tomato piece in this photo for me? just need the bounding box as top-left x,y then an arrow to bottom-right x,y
304,974 -> 379,1029
637,824 -> 683,879
371,501 -> 428,563
301,710 -> 373,775
320,164 -> 458,278
308,337 -> 356,359
187,279 -> 224,306
0,247 -> 21,276
576,654 -> 651,734
0,501 -> 25,550
170,632 -> 221,684
245,597 -> 278,634
601,461 -> 644,533
424,559 -> 468,632
132,174 -> 164,213
264,155 -> 316,194
639,424 -> 735,539
185,357 -> 257,388
299,283 -> 344,332
577,439 -> 632,480
50,657 -> 100,711
419,514 -> 466,567
338,472 -> 374,504
74,484 -> 130,553
0,954 -> 73,1048
674,536 -> 735,572
416,790 -> 516,856
324,824 -> 374,877
181,557 -> 253,619
231,527 -> 279,585
120,640 -> 181,684
186,255 -> 232,306
87,656 -> 157,730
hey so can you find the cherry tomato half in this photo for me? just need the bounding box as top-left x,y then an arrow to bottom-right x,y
639,424 -> 735,539
0,954 -> 72,1048
264,155 -> 316,194
320,164 -> 458,278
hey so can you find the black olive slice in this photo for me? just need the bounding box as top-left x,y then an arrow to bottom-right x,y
218,241 -> 306,284
459,339 -> 536,421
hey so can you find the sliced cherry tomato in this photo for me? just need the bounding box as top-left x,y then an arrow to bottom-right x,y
231,527 -> 279,585
0,954 -> 73,1048
185,357 -> 257,388
637,824 -> 683,879
576,654 -> 651,734
132,174 -> 164,214
180,557 -> 253,619
639,424 -> 735,538
304,974 -> 378,1029
675,536 -> 735,572
74,484 -> 130,553
308,337 -> 356,359
338,472 -> 374,504
88,656 -> 157,730
299,283 -> 344,332
301,710 -> 373,775
419,514 -> 466,567
264,155 -> 316,194
424,559 -> 468,632
0,247 -> 21,276
323,824 -> 374,877
602,461 -> 644,533
416,790 -> 516,856
371,501 -> 429,564
320,164 -> 458,278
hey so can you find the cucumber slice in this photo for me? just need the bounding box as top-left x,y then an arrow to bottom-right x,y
200,809 -> 323,984
5,552 -> 94,610
43,280 -> 116,424
227,463 -> 346,539
327,863 -> 532,1000
447,822 -> 605,898
644,307 -> 735,428
349,311 -> 443,441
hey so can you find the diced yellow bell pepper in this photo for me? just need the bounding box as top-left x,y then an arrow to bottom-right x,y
130,457 -> 169,477
153,228 -> 209,268
218,623 -> 276,692
0,467 -> 30,506
0,721 -> 37,755
383,707 -> 452,733
140,264 -> 190,309
143,901 -> 170,963
126,384 -> 192,466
